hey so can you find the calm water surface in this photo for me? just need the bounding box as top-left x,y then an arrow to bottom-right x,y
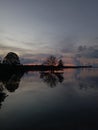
0,68 -> 98,129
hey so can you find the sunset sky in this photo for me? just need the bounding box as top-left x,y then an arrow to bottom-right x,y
0,0 -> 98,65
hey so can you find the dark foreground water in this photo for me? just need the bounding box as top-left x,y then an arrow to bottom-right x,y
0,68 -> 98,130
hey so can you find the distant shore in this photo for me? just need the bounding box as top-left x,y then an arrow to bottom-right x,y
21,64 -> 93,71
0,64 -> 93,73
63,65 -> 92,68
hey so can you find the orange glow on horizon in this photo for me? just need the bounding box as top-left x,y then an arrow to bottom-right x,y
64,63 -> 75,66
24,63 -> 41,65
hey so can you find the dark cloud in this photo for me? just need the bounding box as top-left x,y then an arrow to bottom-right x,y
76,45 -> 98,58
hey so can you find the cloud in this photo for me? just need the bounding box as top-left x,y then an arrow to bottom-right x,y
0,34 -> 54,55
0,43 -> 27,55
76,45 -> 98,58
0,38 -> 33,51
21,53 -> 55,64
0,45 -> 52,64
55,36 -> 98,55
54,35 -> 79,54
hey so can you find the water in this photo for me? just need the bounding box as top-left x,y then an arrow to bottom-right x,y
0,68 -> 98,129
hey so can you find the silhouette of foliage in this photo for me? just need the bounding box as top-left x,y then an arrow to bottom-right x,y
58,59 -> 64,68
43,55 -> 58,66
2,52 -> 21,65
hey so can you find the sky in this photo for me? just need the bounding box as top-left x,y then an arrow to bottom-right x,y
0,0 -> 98,65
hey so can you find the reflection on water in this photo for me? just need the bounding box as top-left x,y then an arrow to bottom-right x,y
0,71 -> 24,109
40,71 -> 64,87
0,72 -> 24,92
3,72 -> 24,92
76,69 -> 98,90
0,68 -> 98,129
0,92 -> 7,109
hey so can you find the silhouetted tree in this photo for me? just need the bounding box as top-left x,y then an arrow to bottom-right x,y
43,55 -> 58,66
58,59 -> 64,68
2,52 -> 21,65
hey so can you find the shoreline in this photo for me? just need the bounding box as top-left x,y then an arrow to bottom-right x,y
0,64 -> 93,72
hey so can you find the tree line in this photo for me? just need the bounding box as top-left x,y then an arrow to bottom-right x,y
0,52 -> 64,68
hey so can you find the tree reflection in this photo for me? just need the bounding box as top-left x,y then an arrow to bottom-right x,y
0,71 -> 24,109
2,72 -> 24,92
0,92 -> 7,109
40,71 -> 64,87
0,83 -> 7,109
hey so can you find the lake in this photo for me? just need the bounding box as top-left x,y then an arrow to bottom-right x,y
0,68 -> 98,130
